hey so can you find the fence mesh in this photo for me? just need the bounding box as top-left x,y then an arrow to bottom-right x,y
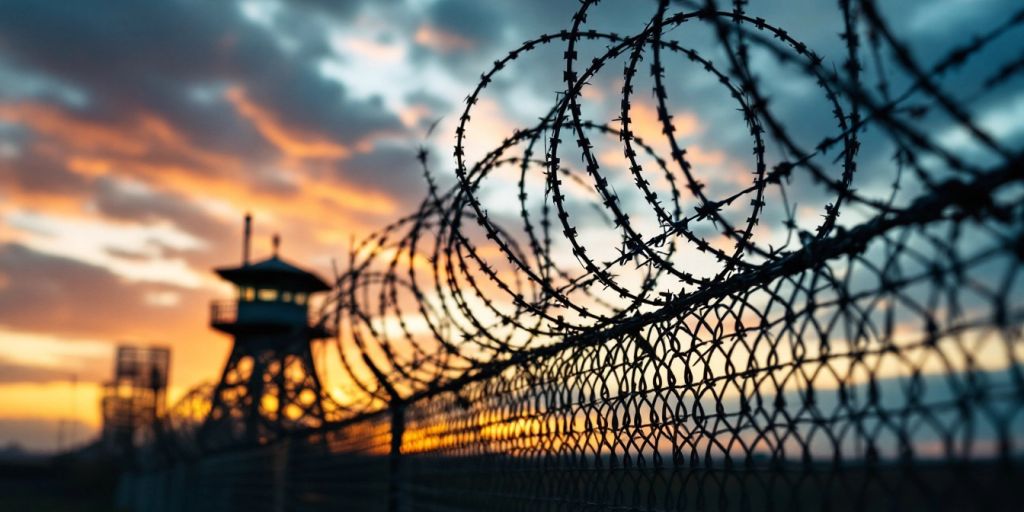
129,0 -> 1024,510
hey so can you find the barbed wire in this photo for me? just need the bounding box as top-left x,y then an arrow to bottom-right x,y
154,0 -> 1024,509
317,0 -> 1023,407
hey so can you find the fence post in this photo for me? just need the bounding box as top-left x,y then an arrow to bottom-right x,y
272,437 -> 290,512
389,404 -> 407,512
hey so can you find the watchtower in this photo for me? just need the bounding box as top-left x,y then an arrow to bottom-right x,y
200,214 -> 332,448
101,345 -> 170,457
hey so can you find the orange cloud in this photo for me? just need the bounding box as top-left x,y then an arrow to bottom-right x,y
414,25 -> 474,53
66,155 -> 113,177
344,37 -> 404,62
686,145 -> 725,166
628,101 -> 701,145
398,104 -> 433,128
0,183 -> 87,217
2,98 -> 398,224
102,157 -> 395,222
0,103 -> 148,156
0,101 -> 242,182
225,87 -> 351,160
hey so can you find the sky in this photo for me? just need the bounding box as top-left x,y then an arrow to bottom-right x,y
0,0 -> 1021,452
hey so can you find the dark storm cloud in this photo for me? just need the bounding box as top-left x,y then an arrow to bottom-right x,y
405,90 -> 452,117
402,90 -> 452,133
406,0 -> 511,73
287,0 -> 403,20
0,243 -> 206,338
426,0 -> 504,49
0,145 -> 89,196
327,145 -> 427,205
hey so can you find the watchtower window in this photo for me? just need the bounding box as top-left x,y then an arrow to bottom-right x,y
282,291 -> 293,303
258,288 -> 279,301
240,286 -> 255,301
295,292 -> 307,305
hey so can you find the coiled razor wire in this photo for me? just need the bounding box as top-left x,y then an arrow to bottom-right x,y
161,0 -> 1024,509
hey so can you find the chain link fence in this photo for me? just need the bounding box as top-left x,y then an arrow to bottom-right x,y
124,0 -> 1024,509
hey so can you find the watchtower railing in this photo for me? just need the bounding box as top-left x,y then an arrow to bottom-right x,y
209,300 -> 237,327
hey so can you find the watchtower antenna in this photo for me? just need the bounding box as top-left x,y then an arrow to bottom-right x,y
242,213 -> 252,266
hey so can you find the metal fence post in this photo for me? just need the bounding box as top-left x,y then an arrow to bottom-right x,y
273,437 -> 290,512
389,404 -> 406,512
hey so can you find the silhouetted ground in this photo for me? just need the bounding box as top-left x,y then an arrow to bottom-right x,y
0,453 -> 119,512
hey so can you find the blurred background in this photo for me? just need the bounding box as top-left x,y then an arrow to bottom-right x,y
0,0 -> 1021,509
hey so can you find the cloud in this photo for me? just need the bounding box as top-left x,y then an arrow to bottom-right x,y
414,25 -> 475,53
92,177 -> 236,251
323,145 -> 428,206
0,356 -> 106,385
424,0 -> 503,52
405,0 -> 511,72
0,243 -> 206,339
0,0 -> 427,304
225,86 -> 352,159
0,0 -> 405,191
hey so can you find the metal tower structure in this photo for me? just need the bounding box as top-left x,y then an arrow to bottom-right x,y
200,214 -> 332,448
101,345 -> 170,457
